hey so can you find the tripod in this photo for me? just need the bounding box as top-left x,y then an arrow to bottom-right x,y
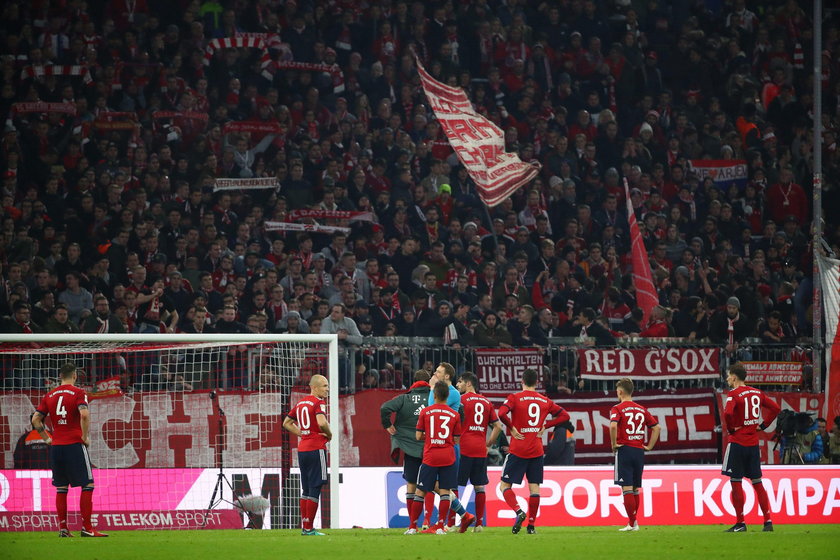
204,392 -> 234,526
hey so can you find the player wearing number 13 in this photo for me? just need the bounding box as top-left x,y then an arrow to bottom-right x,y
491,368 -> 571,535
412,382 -> 462,534
609,377 -> 660,532
283,374 -> 333,536
721,363 -> 780,533
31,362 -> 107,537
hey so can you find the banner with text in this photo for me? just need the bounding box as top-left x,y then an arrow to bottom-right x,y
578,348 -> 720,380
474,348 -> 544,394
688,159 -> 748,188
717,391 -> 825,464
740,362 -> 803,385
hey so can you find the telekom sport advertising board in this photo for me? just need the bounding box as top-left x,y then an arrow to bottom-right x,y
0,466 -> 837,530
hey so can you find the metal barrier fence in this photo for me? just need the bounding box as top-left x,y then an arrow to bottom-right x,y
347,337 -> 819,395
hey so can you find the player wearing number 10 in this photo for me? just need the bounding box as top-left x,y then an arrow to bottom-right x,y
283,374 -> 333,536
609,377 -> 660,532
31,362 -> 108,537
722,362 -> 780,533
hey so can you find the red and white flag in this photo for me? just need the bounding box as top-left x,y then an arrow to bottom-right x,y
416,58 -> 539,207
624,178 -> 658,326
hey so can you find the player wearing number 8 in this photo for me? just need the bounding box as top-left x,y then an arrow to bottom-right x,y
412,382 -> 462,534
490,368 -> 571,534
283,374 -> 333,536
721,362 -> 781,533
609,378 -> 661,532
31,362 -> 108,537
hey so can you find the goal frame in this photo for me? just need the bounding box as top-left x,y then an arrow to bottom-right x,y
0,332 -> 340,529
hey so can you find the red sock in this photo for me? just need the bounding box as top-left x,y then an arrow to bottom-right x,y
409,497 -> 422,528
731,481 -> 745,523
437,497 -> 450,527
634,491 -> 641,521
623,492 -> 637,525
56,491 -> 68,529
527,494 -> 540,525
310,499 -> 320,529
423,492 -> 435,525
753,481 -> 772,522
447,490 -> 458,526
502,488 -> 520,512
299,498 -> 307,529
475,491 -> 486,526
80,489 -> 93,531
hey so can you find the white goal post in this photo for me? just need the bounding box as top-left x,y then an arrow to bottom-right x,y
0,333 -> 340,531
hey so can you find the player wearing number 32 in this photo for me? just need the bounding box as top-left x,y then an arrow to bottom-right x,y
609,377 -> 660,532
411,381 -> 462,534
490,368 -> 571,535
31,362 -> 108,537
721,362 -> 780,533
283,374 -> 333,536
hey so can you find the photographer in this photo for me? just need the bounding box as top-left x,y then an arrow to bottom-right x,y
778,412 -> 825,465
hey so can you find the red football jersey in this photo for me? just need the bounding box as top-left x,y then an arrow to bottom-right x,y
459,393 -> 499,458
416,403 -> 461,467
609,400 -> 658,449
288,395 -> 328,452
36,385 -> 88,445
498,390 -> 569,459
724,385 -> 780,446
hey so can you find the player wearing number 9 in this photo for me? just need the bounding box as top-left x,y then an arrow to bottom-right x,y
490,368 -> 571,535
31,362 -> 108,537
609,377 -> 661,532
721,362 -> 781,533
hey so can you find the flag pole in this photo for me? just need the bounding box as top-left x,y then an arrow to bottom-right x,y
812,0 -> 823,394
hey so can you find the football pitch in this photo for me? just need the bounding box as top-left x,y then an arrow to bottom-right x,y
2,525 -> 838,560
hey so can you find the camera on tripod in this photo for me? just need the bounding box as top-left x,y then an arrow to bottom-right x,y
775,410 -> 814,437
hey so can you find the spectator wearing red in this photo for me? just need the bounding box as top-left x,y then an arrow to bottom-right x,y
765,166 -> 807,226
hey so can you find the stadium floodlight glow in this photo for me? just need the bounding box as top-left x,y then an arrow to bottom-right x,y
0,333 -> 340,531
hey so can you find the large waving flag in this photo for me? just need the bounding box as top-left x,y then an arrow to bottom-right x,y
416,58 -> 540,207
624,178 -> 659,326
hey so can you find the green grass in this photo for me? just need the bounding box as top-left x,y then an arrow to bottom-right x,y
2,525 -> 838,560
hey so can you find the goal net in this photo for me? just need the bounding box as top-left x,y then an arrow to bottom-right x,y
0,333 -> 339,532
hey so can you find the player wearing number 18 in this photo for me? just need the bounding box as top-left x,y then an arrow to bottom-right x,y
721,362 -> 781,533
31,362 -> 108,537
283,374 -> 333,536
490,368 -> 571,535
609,377 -> 661,532
412,382 -> 462,535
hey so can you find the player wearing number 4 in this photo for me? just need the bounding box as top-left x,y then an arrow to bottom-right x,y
722,363 -> 781,533
31,362 -> 108,537
411,382 -> 462,534
490,368 -> 571,535
609,377 -> 661,532
283,374 -> 333,536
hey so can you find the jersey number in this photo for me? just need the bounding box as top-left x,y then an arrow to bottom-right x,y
430,415 -> 452,439
527,403 -> 541,426
744,395 -> 761,421
298,406 -> 311,430
473,403 -> 485,426
623,411 -> 646,435
55,396 -> 68,420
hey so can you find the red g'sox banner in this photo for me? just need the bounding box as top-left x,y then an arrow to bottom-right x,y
578,348 -> 719,380
474,348 -> 544,394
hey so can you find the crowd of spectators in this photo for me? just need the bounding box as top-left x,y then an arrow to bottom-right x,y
0,1 -> 838,368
